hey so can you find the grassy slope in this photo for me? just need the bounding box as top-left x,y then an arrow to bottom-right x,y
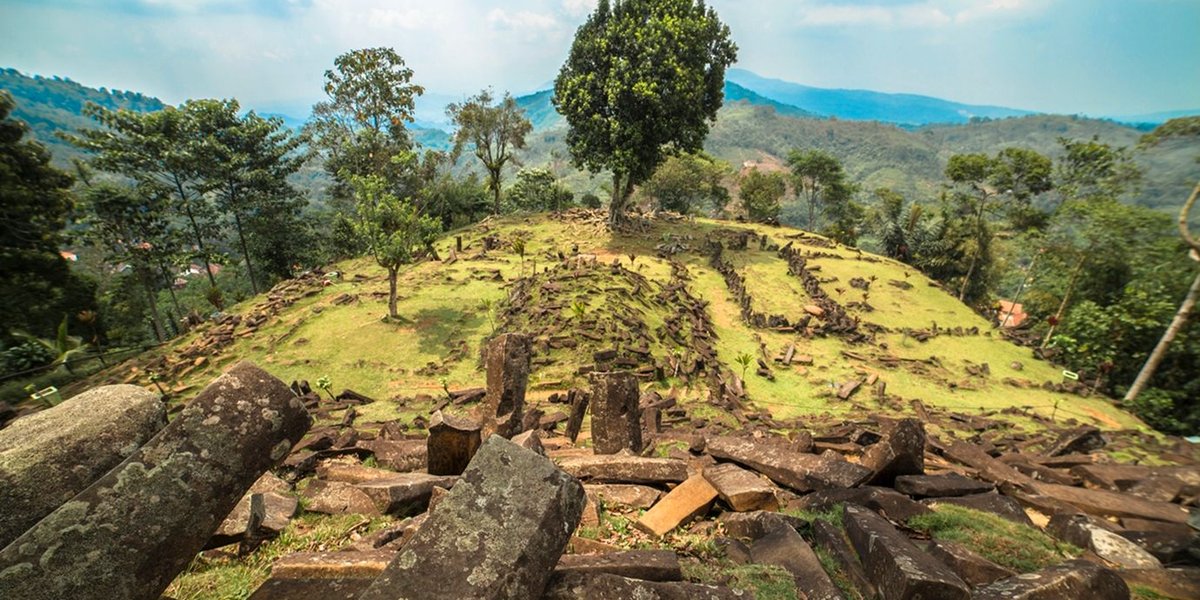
77,212 -> 1145,435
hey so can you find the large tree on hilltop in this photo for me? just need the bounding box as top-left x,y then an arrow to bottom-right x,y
447,89 -> 532,215
553,0 -> 737,227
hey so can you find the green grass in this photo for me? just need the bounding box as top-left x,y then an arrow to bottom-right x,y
780,504 -> 845,528
683,560 -> 800,600
907,504 -> 1081,573
814,546 -> 863,600
1130,585 -> 1173,600
166,513 -> 397,600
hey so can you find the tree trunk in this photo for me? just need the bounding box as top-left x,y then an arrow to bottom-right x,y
490,169 -> 503,215
1001,251 -> 1041,327
233,210 -> 259,295
142,274 -> 165,342
158,262 -> 184,318
1042,253 -> 1087,348
958,253 -> 978,302
609,172 -> 625,228
175,177 -> 217,288
387,267 -> 399,320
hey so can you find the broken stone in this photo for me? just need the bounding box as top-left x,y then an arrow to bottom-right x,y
927,540 -> 1016,587
0,384 -> 166,548
718,510 -> 795,542
481,333 -> 532,439
894,473 -> 995,498
316,461 -> 401,484
749,524 -> 843,600
941,441 -> 1036,488
843,504 -> 971,600
426,410 -> 482,476
1118,529 -> 1196,564
972,559 -> 1129,600
356,439 -> 427,472
706,435 -> 871,492
810,518 -> 877,599
210,473 -> 298,547
589,371 -> 642,455
300,480 -> 380,516
797,486 -> 932,522
1045,426 -> 1106,456
1118,567 -> 1200,600
861,418 -> 925,485
543,572 -> 748,599
564,389 -> 590,443
703,462 -> 780,512
558,454 -> 688,485
555,550 -> 682,582
357,436 -> 585,600
1047,513 -> 1161,569
511,429 -> 546,455
270,551 -> 393,579
584,483 -> 661,509
354,473 -> 457,516
1030,481 -> 1190,524
247,578 -> 372,600
923,493 -> 1034,527
636,474 -> 718,537
0,362 -> 311,600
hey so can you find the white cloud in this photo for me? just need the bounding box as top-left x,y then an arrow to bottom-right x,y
793,0 -> 1035,29
486,8 -> 559,31
561,0 -> 597,18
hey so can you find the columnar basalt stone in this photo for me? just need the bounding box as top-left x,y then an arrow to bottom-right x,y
426,410 -> 482,475
703,462 -> 780,512
862,418 -> 925,485
0,361 -> 310,600
358,436 -> 585,600
926,540 -> 1015,587
543,572 -> 748,599
635,474 -> 718,537
972,560 -> 1130,600
589,371 -> 642,454
706,436 -> 872,492
749,525 -> 844,600
554,550 -> 683,582
481,333 -> 532,438
0,384 -> 166,549
557,454 -> 688,485
894,473 -> 994,498
843,504 -> 971,600
564,389 -> 590,443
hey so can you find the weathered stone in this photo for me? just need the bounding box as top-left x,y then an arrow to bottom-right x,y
1047,513 -> 1161,569
584,483 -> 661,509
1118,567 -> 1200,600
270,550 -> 393,579
589,371 -> 642,454
894,473 -> 994,498
749,524 -> 843,600
480,333 -> 532,438
543,572 -> 748,599
706,435 -> 871,492
358,436 -> 585,600
555,550 -> 682,582
247,578 -> 371,600
0,384 -> 166,548
356,439 -> 426,472
353,473 -> 457,516
316,461 -> 400,484
511,429 -> 545,455
973,560 -> 1129,600
1046,426 -> 1106,456
1127,473 -> 1185,503
924,493 -> 1034,527
0,361 -> 310,600
1118,529 -> 1196,564
703,462 -> 780,512
811,519 -> 876,599
862,418 -> 925,485
797,486 -> 932,522
927,539 -> 1015,587
1030,481 -> 1190,523
564,389 -> 590,444
636,474 -> 718,537
718,510 -> 794,542
210,489 -> 298,547
300,479 -> 380,515
941,441 -> 1036,487
426,410 -> 481,475
558,453 -> 688,485
843,504 -> 971,600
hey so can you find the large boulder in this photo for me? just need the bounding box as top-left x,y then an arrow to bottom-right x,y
480,333 -> 532,438
589,371 -> 642,454
426,410 -> 481,475
0,361 -> 311,600
358,435 -> 585,600
843,504 -> 971,600
861,418 -> 925,485
973,560 -> 1129,599
0,384 -> 166,548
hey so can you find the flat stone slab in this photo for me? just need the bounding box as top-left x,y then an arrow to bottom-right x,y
811,519 -> 876,599
0,384 -> 166,548
923,493 -> 1034,527
543,572 -> 749,599
247,578 -> 371,600
796,486 -> 932,522
1030,481 -> 1190,524
584,483 -> 661,509
844,504 -> 970,600
703,462 -> 779,512
749,524 -> 843,600
927,539 -> 1015,588
942,441 -> 1036,487
973,560 -> 1130,600
316,462 -> 402,484
636,474 -> 718,537
555,550 -> 682,582
300,479 -> 380,515
706,436 -> 871,492
894,473 -> 994,498
358,435 -> 585,600
353,473 -> 457,516
270,551 -> 393,579
1118,567 -> 1200,600
355,439 -> 427,472
557,454 -> 688,485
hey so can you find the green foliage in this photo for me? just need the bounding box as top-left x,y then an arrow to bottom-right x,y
507,168 -> 573,212
554,0 -> 737,225
734,351 -> 754,381
683,561 -> 798,600
0,340 -> 57,374
908,504 -> 1080,573
447,88 -> 533,214
351,174 -> 441,319
12,316 -> 88,373
580,192 -> 602,209
1139,116 -> 1200,150
420,171 -> 490,230
642,151 -> 731,215
822,197 -> 865,246
868,187 -> 917,261
739,168 -> 786,223
1056,136 -> 1142,202
787,148 -> 855,230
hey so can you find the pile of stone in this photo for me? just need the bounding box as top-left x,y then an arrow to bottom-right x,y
779,242 -> 866,342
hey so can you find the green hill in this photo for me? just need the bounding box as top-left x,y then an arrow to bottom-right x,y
74,212 -> 1150,451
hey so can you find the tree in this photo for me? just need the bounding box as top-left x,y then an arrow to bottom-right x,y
1055,136 -> 1141,203
351,174 -> 441,320
447,89 -> 532,215
507,168 -> 573,213
554,0 -> 737,227
0,91 -> 97,343
642,151 -> 730,215
307,48 -> 425,194
787,149 -> 851,230
191,99 -> 305,294
990,147 -> 1053,229
822,193 -> 864,247
869,187 -> 918,261
739,168 -> 786,223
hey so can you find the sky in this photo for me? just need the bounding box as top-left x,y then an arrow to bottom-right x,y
1,0 -> 1198,120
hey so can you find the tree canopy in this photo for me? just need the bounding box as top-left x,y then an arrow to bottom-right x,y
447,89 -> 532,215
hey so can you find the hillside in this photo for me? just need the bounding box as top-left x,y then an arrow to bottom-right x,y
74,211 -> 1150,445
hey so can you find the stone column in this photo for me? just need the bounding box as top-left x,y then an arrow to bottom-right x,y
0,361 -> 311,600
426,410 -> 482,476
481,333 -> 531,438
589,371 -> 642,455
0,384 -> 166,549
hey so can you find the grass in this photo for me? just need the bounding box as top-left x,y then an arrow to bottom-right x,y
1130,585 -> 1173,600
683,560 -> 800,600
780,504 -> 845,528
814,546 -> 863,600
165,513 -> 397,600
907,504 -> 1081,573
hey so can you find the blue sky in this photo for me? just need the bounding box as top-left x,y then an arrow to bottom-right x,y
1,0 -> 1197,118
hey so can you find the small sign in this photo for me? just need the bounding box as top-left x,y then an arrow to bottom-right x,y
1062,370 -> 1079,381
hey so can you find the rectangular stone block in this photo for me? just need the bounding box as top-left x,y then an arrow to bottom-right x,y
844,504 -> 970,600
635,474 -> 718,537
706,436 -> 871,492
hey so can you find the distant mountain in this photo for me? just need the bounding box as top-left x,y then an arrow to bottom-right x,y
726,68 -> 1034,126
1105,109 -> 1200,127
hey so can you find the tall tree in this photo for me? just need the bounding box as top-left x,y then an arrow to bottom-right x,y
0,91 -> 96,341
351,174 -> 440,321
506,168 -> 573,213
554,0 -> 737,227
1055,136 -> 1141,204
739,168 -> 786,223
869,187 -> 918,261
447,89 -> 532,215
787,149 -> 851,230
643,151 -> 730,215
306,48 -> 425,195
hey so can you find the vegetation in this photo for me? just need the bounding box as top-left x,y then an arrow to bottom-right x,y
447,89 -> 533,215
739,168 -> 786,223
643,152 -> 731,215
908,504 -> 1080,573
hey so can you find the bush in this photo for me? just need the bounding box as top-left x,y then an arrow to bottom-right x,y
1,341 -> 56,374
